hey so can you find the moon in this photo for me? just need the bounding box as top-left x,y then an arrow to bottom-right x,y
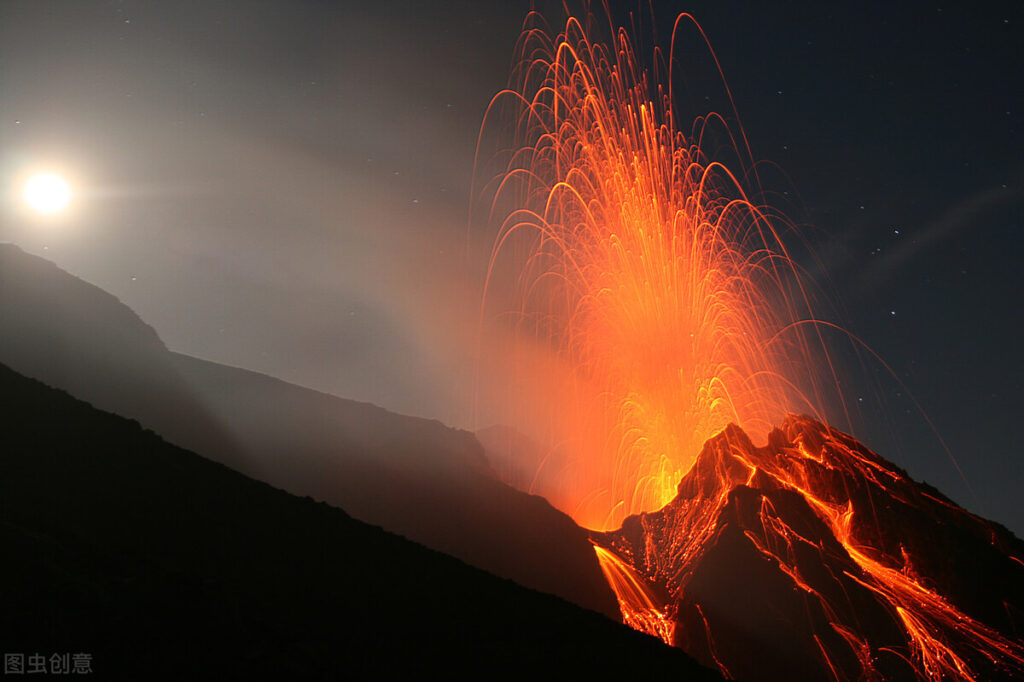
23,172 -> 72,214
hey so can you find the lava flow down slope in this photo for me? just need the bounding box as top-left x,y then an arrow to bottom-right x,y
591,416 -> 1024,681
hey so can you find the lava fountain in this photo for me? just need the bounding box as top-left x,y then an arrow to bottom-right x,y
476,12 -> 838,531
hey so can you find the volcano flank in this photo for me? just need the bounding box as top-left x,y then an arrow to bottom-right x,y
589,416 -> 1024,681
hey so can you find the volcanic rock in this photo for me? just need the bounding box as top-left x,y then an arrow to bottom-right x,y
593,416 -> 1024,681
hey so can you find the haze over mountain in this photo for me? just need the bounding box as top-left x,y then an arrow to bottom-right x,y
0,361 -> 719,680
0,243 -> 616,618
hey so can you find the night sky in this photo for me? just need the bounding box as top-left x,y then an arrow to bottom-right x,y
1,2 -> 1021,534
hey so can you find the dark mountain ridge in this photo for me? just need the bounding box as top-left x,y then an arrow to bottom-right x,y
0,242 -> 617,618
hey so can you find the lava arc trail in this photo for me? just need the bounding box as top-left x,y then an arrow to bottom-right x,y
477,12 -> 836,532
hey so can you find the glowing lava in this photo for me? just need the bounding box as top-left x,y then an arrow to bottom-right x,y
593,544 -> 674,646
593,416 -> 1024,681
478,13 -> 833,531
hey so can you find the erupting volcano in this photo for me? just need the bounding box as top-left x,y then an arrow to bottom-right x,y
476,10 -> 1024,682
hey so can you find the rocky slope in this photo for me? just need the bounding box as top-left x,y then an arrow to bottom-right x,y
593,416 -> 1024,681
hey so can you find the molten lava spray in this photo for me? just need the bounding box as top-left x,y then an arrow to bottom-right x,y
477,13 -> 833,531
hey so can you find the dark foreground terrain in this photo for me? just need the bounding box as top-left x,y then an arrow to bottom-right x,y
0,362 -> 719,680
0,243 -> 618,619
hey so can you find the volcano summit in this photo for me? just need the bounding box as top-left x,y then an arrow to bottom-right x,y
589,416 -> 1024,681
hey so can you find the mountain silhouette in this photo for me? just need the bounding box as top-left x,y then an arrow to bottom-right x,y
593,416 -> 1024,681
0,243 -> 616,618
0,361 -> 720,679
476,424 -> 549,495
